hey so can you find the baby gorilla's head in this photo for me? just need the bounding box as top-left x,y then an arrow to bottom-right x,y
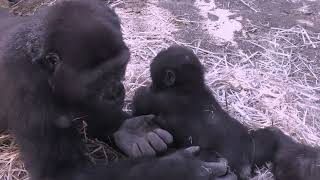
150,46 -> 205,90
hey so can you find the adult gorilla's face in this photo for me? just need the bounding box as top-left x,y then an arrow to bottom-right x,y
37,10 -> 130,109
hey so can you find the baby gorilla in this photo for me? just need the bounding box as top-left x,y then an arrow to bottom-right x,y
251,127 -> 320,180
132,46 -> 253,179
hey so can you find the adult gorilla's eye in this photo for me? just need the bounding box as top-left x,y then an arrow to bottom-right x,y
44,53 -> 60,72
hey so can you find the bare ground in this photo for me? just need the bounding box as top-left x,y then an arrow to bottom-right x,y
0,0 -> 319,180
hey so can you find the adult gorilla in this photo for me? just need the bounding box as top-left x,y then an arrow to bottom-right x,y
0,1 -> 233,180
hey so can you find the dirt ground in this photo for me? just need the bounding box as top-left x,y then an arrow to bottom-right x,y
0,0 -> 319,180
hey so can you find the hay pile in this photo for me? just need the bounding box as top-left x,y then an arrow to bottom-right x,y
0,0 -> 319,180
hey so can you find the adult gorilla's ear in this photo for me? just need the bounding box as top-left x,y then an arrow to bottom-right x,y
33,51 -> 61,73
163,69 -> 176,87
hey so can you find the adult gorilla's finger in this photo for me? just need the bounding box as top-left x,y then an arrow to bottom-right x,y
130,143 -> 142,158
135,114 -> 156,125
137,141 -> 156,157
202,162 -> 228,177
213,172 -> 238,180
183,146 -> 200,156
183,146 -> 200,157
153,128 -> 173,144
147,132 -> 167,152
140,114 -> 156,121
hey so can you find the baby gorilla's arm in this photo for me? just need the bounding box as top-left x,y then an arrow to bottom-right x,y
132,86 -> 156,116
132,86 -> 181,117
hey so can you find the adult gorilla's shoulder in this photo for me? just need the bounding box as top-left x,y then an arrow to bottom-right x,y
0,7 -> 26,130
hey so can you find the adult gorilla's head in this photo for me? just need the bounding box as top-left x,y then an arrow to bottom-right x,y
33,0 -> 129,108
0,0 -> 130,177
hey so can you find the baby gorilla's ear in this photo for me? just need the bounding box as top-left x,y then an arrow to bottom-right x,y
163,69 -> 176,87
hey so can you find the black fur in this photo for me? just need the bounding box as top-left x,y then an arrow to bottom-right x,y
32,146 -> 233,180
133,46 -> 253,179
0,1 -> 129,179
0,2 -> 236,180
75,147 -> 232,180
0,7 -> 24,61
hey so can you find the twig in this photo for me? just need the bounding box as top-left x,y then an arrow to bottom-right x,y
239,0 -> 259,13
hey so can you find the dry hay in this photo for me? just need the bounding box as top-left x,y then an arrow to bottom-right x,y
0,121 -> 124,180
119,1 -> 320,146
0,0 -> 319,180
0,0 -> 10,8
119,1 -> 320,179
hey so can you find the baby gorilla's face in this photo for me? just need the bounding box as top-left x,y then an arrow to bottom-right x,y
150,46 -> 205,90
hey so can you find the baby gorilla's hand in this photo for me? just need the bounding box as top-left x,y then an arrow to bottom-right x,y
114,115 -> 173,157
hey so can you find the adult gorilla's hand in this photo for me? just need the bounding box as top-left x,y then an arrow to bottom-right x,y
168,147 -> 238,180
128,146 -> 237,180
114,115 -> 173,157
162,146 -> 229,177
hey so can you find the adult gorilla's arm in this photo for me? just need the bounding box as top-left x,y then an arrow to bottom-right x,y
73,147 -> 236,180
